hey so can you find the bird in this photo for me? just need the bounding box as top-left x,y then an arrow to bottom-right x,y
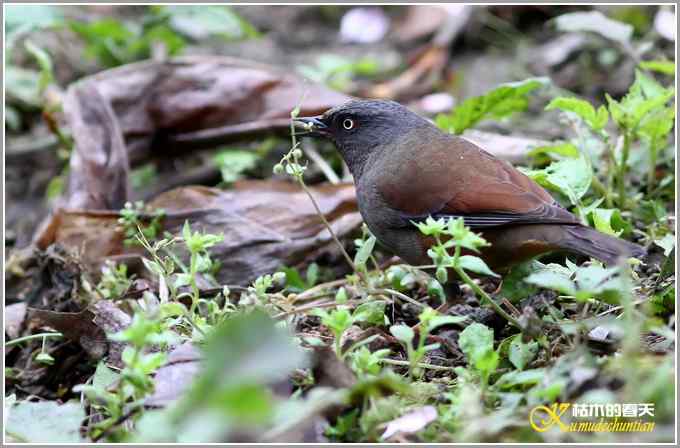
295,99 -> 645,274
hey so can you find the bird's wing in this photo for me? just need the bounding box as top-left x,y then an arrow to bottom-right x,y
375,133 -> 580,229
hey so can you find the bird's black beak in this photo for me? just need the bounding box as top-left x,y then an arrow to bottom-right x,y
293,116 -> 329,137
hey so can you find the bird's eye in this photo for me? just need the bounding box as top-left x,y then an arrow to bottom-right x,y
342,118 -> 355,130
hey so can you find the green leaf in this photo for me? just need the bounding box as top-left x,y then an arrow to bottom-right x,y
174,310 -> 305,417
24,41 -> 54,93
527,143 -> 580,159
427,315 -> 467,332
160,302 -> 188,318
522,155 -> 592,205
458,323 -> 495,366
606,70 -> 675,130
305,263 -> 320,287
335,287 -> 348,304
500,261 -> 542,303
354,235 -> 376,269
413,216 -> 447,236
546,97 -> 609,131
458,255 -> 499,277
639,106 -> 675,142
436,77 -> 549,134
35,352 -> 55,365
390,325 -> 414,344
654,233 -> 675,257
475,350 -> 500,381
495,368 -> 545,389
590,208 -> 631,237
353,301 -> 386,326
445,218 -> 490,252
213,149 -> 259,184
639,60 -> 676,76
508,336 -> 538,370
92,361 -> 120,390
525,266 -> 576,295
554,11 -> 633,45
6,401 -> 85,442
572,265 -> 623,302
315,308 -> 353,336
426,278 -> 446,301
159,5 -> 259,41
5,66 -> 42,107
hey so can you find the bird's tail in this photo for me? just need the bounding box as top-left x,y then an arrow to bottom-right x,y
560,225 -> 646,265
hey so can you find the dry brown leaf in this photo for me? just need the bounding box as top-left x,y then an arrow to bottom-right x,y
35,180 -> 361,285
146,342 -> 201,407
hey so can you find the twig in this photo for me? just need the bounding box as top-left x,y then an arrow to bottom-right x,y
302,141 -> 340,184
369,288 -> 426,310
380,358 -> 457,372
296,279 -> 348,301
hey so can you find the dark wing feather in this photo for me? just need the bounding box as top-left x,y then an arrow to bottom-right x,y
375,131 -> 580,229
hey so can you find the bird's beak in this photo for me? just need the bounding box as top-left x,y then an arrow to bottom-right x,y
293,116 -> 329,137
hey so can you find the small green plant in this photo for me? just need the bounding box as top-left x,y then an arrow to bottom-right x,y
435,77 -> 549,135
69,16 -> 184,67
456,323 -> 499,390
414,217 -> 520,328
97,260 -> 133,299
118,201 -> 165,247
312,306 -> 378,359
214,149 -> 260,185
390,307 -> 466,378
298,54 -> 380,91
546,67 -> 675,210
349,346 -> 391,377
74,312 -> 177,441
246,272 -> 287,304
524,259 -> 629,304
175,221 -> 224,315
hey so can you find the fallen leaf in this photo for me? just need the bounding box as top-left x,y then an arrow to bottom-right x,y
5,400 -> 85,443
381,405 -> 438,439
27,308 -> 108,360
35,180 -> 362,286
63,81 -> 129,210
146,342 -> 201,407
27,300 -> 131,365
78,56 -> 351,163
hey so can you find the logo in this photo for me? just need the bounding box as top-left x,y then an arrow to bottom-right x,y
529,403 -> 571,432
529,402 -> 655,433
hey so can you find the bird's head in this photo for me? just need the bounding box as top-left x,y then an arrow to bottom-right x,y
295,99 -> 432,176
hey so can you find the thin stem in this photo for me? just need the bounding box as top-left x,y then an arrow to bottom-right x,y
368,288 -> 426,309
302,141 -> 340,184
5,332 -> 63,347
344,334 -> 381,357
298,180 -> 358,274
647,136 -> 658,191
454,266 -> 521,329
617,131 -> 632,208
380,358 -> 456,372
